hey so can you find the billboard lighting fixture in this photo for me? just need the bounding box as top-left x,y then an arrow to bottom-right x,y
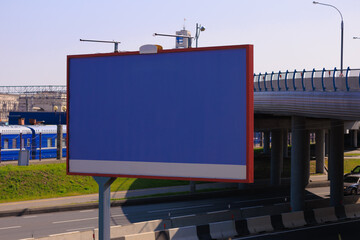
79,39 -> 121,52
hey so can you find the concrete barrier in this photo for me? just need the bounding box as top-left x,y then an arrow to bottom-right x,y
105,219 -> 166,240
116,230 -> 168,240
36,202 -> 354,240
209,220 -> 237,239
313,207 -> 337,224
270,214 -> 284,230
169,226 -> 198,240
246,215 -> 274,234
281,211 -> 307,228
120,232 -> 155,240
234,219 -> 249,236
344,204 -> 360,219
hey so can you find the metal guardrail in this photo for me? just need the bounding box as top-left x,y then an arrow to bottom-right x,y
254,67 -> 360,92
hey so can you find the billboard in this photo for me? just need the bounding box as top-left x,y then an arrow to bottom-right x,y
67,45 -> 253,182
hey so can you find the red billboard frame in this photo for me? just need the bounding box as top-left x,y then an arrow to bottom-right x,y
67,45 -> 254,183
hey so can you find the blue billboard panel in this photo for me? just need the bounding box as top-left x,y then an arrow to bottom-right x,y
67,45 -> 253,182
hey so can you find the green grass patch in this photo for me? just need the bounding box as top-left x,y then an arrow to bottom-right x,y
342,158 -> 360,173
2,148 -> 360,203
0,163 -> 189,203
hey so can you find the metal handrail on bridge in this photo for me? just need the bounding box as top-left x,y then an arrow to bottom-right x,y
254,67 -> 360,92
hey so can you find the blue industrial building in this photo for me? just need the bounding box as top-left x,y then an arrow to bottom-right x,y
8,112 -> 66,125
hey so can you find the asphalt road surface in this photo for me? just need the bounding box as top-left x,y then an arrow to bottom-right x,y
0,186 -> 332,240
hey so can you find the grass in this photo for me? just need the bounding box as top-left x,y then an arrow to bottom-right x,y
0,164 -> 189,203
338,158 -> 360,173
2,148 -> 360,203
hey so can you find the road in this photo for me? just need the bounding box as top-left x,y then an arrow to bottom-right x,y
235,218 -> 360,240
0,186 -> 330,240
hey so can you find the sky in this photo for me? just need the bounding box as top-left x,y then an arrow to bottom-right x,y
0,0 -> 359,86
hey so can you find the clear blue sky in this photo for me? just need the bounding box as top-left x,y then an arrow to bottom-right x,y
1,0 -> 359,86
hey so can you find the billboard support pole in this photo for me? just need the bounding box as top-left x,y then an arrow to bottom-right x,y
0,133 -> 2,163
57,124 -> 63,159
93,176 -> 116,240
39,133 -> 42,161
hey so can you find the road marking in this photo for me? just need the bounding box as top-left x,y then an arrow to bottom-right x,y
234,196 -> 284,203
240,205 -> 263,210
67,226 -> 95,231
53,214 -> 127,224
53,217 -> 97,224
111,225 -> 121,228
148,204 -> 213,213
306,191 -> 329,195
49,231 -> 79,237
79,210 -> 95,213
207,210 -> 229,214
274,203 -> 287,206
23,215 -> 38,218
170,214 -> 196,219
0,225 -> 21,230
19,238 -> 34,240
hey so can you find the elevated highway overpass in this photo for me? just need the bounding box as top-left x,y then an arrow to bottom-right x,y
254,67 -> 360,119
253,67 -> 360,211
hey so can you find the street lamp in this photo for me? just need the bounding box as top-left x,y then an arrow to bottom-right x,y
313,1 -> 344,73
194,23 -> 206,48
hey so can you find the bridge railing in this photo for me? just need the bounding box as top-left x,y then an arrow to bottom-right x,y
254,68 -> 360,92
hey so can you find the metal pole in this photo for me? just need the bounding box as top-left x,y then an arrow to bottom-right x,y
39,133 -> 42,161
313,2 -> 344,73
0,133 -> 2,163
80,39 -> 121,53
93,177 -> 116,240
190,181 -> 196,193
341,20 -> 344,74
56,125 -> 63,160
195,23 -> 199,48
20,133 -> 22,150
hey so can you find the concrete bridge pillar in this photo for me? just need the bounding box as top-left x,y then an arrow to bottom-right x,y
263,131 -> 270,154
325,131 -> 329,157
329,120 -> 344,207
350,130 -> 358,148
283,129 -> 289,159
271,129 -> 283,185
315,129 -> 325,174
290,116 -> 307,211
304,130 -> 310,187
